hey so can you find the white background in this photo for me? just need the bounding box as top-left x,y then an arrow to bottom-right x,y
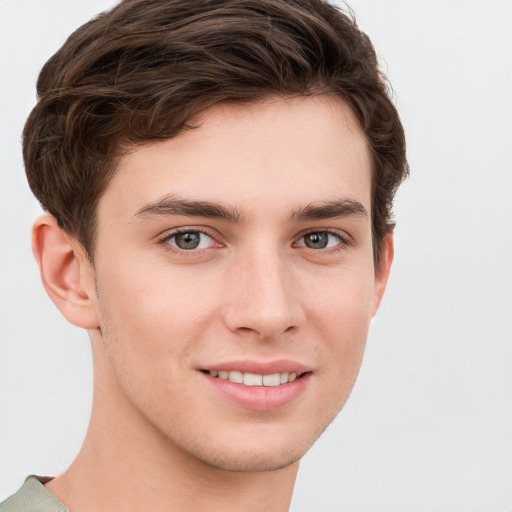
1,1 -> 511,511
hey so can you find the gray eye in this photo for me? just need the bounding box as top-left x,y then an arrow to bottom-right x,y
174,232 -> 201,249
298,231 -> 342,250
164,230 -> 216,252
303,232 -> 329,249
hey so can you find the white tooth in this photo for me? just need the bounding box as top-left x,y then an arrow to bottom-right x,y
218,371 -> 229,380
280,372 -> 289,384
289,373 -> 297,382
263,373 -> 281,387
243,373 -> 263,386
228,370 -> 243,384
210,370 -> 218,377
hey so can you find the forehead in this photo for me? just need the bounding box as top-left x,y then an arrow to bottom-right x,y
100,95 -> 372,221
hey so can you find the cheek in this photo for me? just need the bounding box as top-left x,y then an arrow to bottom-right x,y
307,269 -> 375,391
95,259 -> 220,368
94,273 -> 207,419
310,265 -> 375,337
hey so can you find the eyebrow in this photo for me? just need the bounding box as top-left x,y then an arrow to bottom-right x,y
132,195 -> 243,222
288,199 -> 368,222
132,195 -> 368,224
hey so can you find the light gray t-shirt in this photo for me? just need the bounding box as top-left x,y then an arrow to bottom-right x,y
0,476 -> 68,512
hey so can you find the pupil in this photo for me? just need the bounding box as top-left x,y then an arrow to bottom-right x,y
305,232 -> 328,249
176,232 -> 200,249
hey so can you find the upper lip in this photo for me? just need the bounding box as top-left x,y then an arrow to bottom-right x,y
199,359 -> 312,375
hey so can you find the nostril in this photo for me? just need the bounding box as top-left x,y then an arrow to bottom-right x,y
222,289 -> 305,339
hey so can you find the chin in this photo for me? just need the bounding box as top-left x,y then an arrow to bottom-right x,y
178,416 -> 335,474
191,445 -> 303,473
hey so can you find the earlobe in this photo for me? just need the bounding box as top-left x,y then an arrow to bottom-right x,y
32,214 -> 99,329
371,231 -> 394,317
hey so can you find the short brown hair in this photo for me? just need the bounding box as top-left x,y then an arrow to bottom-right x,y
23,0 -> 408,263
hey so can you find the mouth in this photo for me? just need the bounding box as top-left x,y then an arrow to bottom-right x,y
201,369 -> 306,387
199,362 -> 312,411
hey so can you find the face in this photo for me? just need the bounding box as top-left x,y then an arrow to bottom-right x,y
89,95 -> 390,472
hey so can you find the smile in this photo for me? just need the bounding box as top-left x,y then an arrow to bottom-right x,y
200,360 -> 312,410
205,370 -> 299,387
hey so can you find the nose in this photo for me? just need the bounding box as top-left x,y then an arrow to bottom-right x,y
222,248 -> 305,340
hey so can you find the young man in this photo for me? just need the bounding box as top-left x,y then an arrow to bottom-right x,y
1,0 -> 407,510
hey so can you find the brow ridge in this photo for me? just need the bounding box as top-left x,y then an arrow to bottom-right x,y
133,195 -> 367,224
133,195 -> 243,223
289,199 -> 368,222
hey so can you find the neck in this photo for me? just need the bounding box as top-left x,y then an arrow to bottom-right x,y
45,340 -> 299,512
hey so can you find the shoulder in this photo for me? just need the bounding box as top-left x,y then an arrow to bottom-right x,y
0,476 -> 68,512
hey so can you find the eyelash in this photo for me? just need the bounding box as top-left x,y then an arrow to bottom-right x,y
158,228 -> 218,254
157,228 -> 351,255
294,230 -> 351,253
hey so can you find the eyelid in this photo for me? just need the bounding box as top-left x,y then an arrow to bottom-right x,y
293,228 -> 352,250
157,226 -> 223,252
155,225 -> 352,255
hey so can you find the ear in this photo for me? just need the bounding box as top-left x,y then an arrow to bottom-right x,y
371,231 -> 394,317
32,214 -> 99,329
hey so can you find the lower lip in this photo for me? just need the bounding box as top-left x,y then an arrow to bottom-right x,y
201,372 -> 311,411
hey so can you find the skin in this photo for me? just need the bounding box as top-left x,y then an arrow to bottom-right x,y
33,95 -> 393,512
